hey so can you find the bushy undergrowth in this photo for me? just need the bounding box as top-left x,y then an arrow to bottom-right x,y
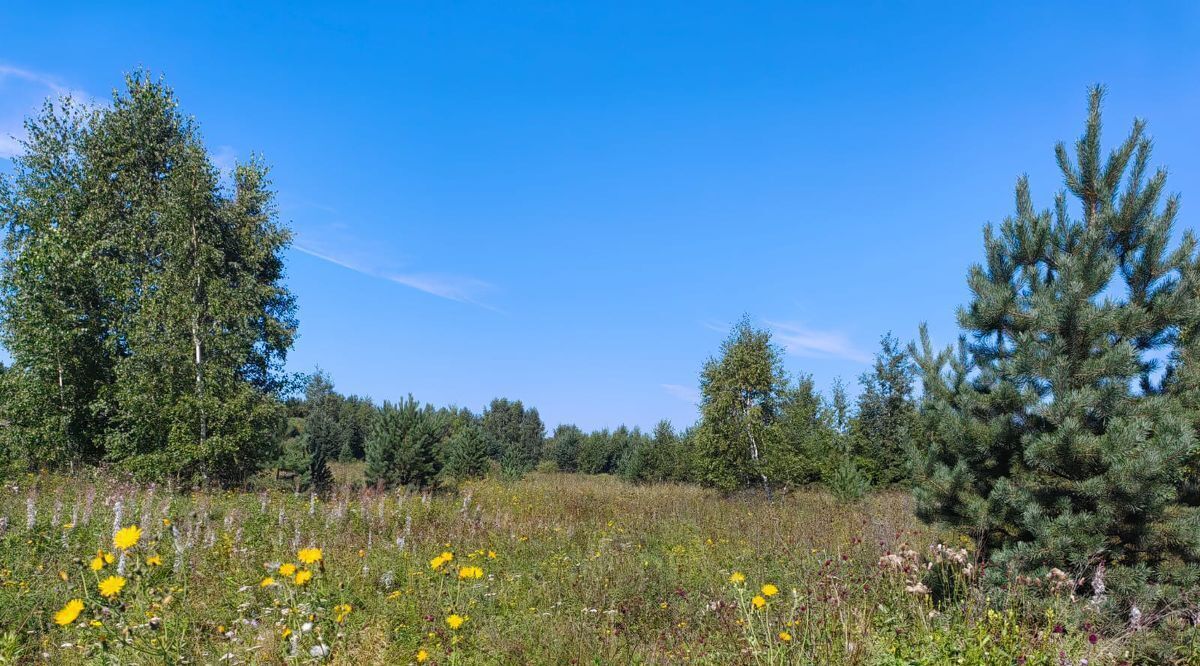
0,470 -> 1194,664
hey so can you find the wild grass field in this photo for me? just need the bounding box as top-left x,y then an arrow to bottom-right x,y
1,469 -> 1181,665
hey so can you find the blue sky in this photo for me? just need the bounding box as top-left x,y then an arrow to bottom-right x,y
2,2 -> 1198,431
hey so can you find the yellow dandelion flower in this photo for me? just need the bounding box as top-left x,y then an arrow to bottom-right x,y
103,552 -> 115,565
162,518 -> 171,527
779,630 -> 792,642
98,575 -> 126,598
729,571 -> 745,584
113,525 -> 142,551
297,547 -> 322,564
146,554 -> 163,567
294,569 -> 313,586
281,627 -> 292,638
58,570 -> 68,581
416,648 -> 429,663
260,577 -> 274,587
54,599 -> 84,626
487,550 -> 496,559
457,566 -> 483,580
90,556 -> 104,571
440,551 -> 453,563
279,563 -> 297,577
446,614 -> 465,630
761,583 -> 779,597
751,595 -> 766,609
334,603 -> 352,623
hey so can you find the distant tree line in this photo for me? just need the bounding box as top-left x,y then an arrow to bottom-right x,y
273,373 -> 546,492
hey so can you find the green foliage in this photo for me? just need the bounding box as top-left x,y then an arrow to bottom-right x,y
575,428 -> 614,474
303,374 -> 340,492
764,376 -> 836,487
695,317 -> 791,494
0,71 -> 296,483
481,398 -> 544,474
852,333 -> 920,485
547,424 -> 584,472
441,424 -> 494,482
364,396 -> 441,489
827,456 -> 870,503
337,395 -> 377,461
912,87 -> 1200,607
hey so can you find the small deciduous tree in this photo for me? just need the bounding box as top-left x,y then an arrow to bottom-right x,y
695,317 -> 788,495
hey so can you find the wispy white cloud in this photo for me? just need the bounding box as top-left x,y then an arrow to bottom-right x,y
661,383 -> 701,405
293,243 -> 498,310
210,144 -> 238,179
0,64 -> 93,159
0,64 -> 70,95
765,320 -> 870,363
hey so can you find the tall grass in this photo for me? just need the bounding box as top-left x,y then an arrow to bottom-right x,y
0,470 -> 1186,664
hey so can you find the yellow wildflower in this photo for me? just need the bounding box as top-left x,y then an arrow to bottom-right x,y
281,627 -> 292,638
279,563 -> 297,577
297,547 -> 322,565
752,595 -> 766,609
103,552 -> 115,565
54,599 -> 84,626
334,603 -> 352,623
90,556 -> 104,571
98,575 -> 126,598
294,569 -> 313,586
487,550 -> 496,559
729,571 -> 745,584
113,525 -> 142,550
446,614 -> 465,630
761,583 -> 779,597
431,551 -> 454,570
416,649 -> 429,663
260,577 -> 274,587
779,630 -> 792,642
458,566 -> 484,580
146,554 -> 163,566
58,570 -> 68,581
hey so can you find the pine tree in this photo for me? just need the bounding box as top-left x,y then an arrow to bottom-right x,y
696,317 -> 789,495
302,373 -> 342,493
912,87 -> 1200,606
441,424 -> 493,482
853,333 -> 919,484
364,396 -> 439,489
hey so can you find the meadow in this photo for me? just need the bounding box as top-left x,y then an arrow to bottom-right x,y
0,468 -> 1167,665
